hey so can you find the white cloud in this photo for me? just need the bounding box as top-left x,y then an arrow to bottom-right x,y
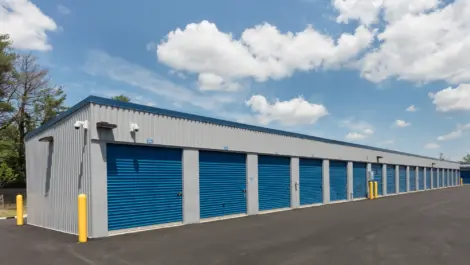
406,105 -> 417,112
346,132 -> 368,140
245,95 -> 328,125
340,117 -> 375,140
356,0 -> 470,84
394,119 -> 410,127
198,73 -> 242,92
339,118 -> 374,132
0,0 -> 57,51
57,4 -> 70,15
156,20 -> 374,91
334,0 -> 440,25
430,84 -> 470,112
437,130 -> 462,141
425,143 -> 440,149
83,50 -> 236,111
437,123 -> 470,141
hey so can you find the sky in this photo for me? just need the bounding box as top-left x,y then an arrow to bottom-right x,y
1,0 -> 470,161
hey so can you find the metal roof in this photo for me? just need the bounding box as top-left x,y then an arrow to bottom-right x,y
25,95 -> 458,163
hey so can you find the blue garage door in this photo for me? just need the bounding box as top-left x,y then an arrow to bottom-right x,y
440,169 -> 444,187
387,165 -> 396,194
426,168 -> 431,189
399,166 -> 406,193
107,144 -> 183,231
418,167 -> 425,190
199,151 -> 246,219
433,168 -> 438,188
444,169 -> 448,187
409,167 -> 416,191
450,170 -> 454,186
299,158 -> 323,206
258,155 -> 291,211
372,164 -> 383,196
463,171 -> 470,184
353,162 -> 367,199
330,160 -> 348,201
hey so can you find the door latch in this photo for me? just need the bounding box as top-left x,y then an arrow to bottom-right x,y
177,192 -> 183,197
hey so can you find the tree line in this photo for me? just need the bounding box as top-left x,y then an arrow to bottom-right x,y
0,34 -> 130,188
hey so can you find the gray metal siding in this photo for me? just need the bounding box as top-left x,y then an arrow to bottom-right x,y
90,104 -> 458,169
25,106 -> 92,235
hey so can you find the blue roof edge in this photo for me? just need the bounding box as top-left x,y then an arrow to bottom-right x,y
25,95 -> 458,164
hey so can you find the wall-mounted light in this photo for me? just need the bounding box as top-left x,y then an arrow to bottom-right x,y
74,120 -> 88,130
432,162 -> 436,168
376,156 -> 383,163
130,123 -> 139,132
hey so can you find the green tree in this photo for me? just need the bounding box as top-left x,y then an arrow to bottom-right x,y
6,54 -> 67,182
34,87 -> 67,125
0,162 -> 17,188
111,94 -> 131,102
462,154 -> 470,163
0,34 -> 17,128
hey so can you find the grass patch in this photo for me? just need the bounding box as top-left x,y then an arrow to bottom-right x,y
0,204 -> 27,218
0,208 -> 17,218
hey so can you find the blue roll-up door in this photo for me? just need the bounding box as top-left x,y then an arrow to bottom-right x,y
387,165 -> 396,194
107,144 -> 183,231
440,169 -> 444,187
299,158 -> 323,206
444,169 -> 448,187
258,155 -> 291,211
463,171 -> 470,184
372,164 -> 383,196
426,168 -> 431,189
433,168 -> 438,188
330,160 -> 347,201
418,167 -> 425,190
199,151 -> 246,219
353,162 -> 367,199
450,170 -> 454,186
409,167 -> 416,191
399,166 -> 406,193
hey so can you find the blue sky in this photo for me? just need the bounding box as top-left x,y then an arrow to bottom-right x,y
1,0 -> 470,160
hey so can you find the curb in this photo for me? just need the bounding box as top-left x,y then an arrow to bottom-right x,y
0,214 -> 27,221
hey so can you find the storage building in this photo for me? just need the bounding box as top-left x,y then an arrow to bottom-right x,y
25,96 -> 461,238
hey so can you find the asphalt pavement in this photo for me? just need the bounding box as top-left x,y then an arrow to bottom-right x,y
1,186 -> 469,265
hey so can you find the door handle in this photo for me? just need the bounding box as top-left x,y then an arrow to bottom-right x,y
177,192 -> 183,197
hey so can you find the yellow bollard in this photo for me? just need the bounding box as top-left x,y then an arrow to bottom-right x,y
368,181 -> 374,199
16,195 -> 23,226
78,194 -> 87,243
461,178 -> 463,186
374,181 -> 378,198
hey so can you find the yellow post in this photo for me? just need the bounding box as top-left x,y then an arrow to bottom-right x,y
368,181 -> 374,199
461,178 -> 463,186
78,194 -> 87,243
16,195 -> 23,226
374,181 -> 378,198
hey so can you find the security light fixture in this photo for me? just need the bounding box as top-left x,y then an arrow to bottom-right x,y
130,123 -> 139,132
74,120 -> 89,130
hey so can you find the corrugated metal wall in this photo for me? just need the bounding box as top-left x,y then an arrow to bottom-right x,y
89,104 -> 459,169
25,106 -> 91,235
